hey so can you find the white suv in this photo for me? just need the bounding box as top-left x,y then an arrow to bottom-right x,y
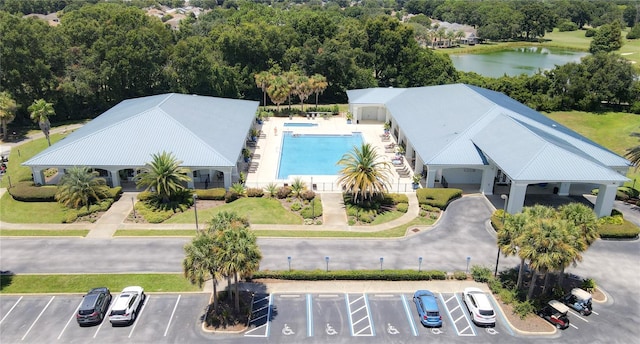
463,287 -> 496,326
109,286 -> 145,326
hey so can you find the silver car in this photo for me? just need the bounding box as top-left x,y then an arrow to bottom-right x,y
109,286 -> 145,326
463,287 -> 496,327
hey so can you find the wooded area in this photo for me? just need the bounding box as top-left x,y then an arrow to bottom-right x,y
0,0 -> 638,127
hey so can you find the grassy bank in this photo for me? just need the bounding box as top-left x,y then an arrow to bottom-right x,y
0,229 -> 89,237
0,273 -> 201,294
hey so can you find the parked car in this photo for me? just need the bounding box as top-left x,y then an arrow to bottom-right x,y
561,288 -> 592,315
462,287 -> 496,326
109,286 -> 145,326
76,287 -> 112,326
413,290 -> 443,327
538,300 -> 570,329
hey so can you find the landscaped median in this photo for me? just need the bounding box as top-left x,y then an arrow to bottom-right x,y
0,273 -> 202,294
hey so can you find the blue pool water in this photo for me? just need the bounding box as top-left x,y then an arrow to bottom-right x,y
283,122 -> 318,127
277,132 -> 363,179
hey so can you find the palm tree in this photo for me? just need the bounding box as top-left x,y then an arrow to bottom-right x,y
0,92 -> 17,141
28,99 -> 56,146
557,202 -> 599,286
55,166 -> 109,210
210,212 -> 262,313
266,75 -> 290,112
625,132 -> 640,168
310,74 -> 327,111
455,30 -> 466,45
254,71 -> 271,108
293,75 -> 313,112
497,212 -> 530,289
290,177 -> 306,199
183,232 -> 222,311
337,143 -> 392,203
134,151 -> 191,203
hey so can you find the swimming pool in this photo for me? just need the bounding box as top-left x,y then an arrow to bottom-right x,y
283,122 -> 318,127
277,132 -> 363,179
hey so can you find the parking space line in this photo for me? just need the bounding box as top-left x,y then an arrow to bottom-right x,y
164,295 -> 181,337
353,305 -> 366,313
350,295 -> 365,305
266,294 -> 273,337
454,293 -> 477,336
318,294 -> 339,298
0,296 -> 22,324
245,294 -> 271,338
22,296 -> 55,341
401,294 -> 418,337
354,324 -> 372,336
570,323 -> 579,329
568,310 -> 589,323
591,311 -> 599,316
128,295 -> 149,339
450,304 -> 460,312
93,300 -> 116,338
486,293 -> 515,336
307,294 -> 313,337
57,299 -> 82,340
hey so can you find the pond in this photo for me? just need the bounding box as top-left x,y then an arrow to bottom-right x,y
450,47 -> 589,78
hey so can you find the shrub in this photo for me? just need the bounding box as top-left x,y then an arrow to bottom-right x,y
488,277 -> 503,294
276,186 -> 291,199
246,188 -> 264,197
137,191 -> 155,201
558,21 -> 578,32
470,265 -> 492,283
453,271 -> 467,280
224,191 -> 240,203
195,188 -> 226,200
383,193 -> 408,205
513,300 -> 534,319
134,201 -> 180,223
396,203 -> 408,213
498,288 -> 516,304
264,183 -> 278,198
300,197 -> 322,219
290,202 -> 302,211
581,278 -> 596,292
300,190 -> 316,201
8,182 -> 57,202
627,23 -> 640,39
253,269 -> 448,281
63,198 -> 115,223
618,186 -> 639,198
598,219 -> 639,239
106,186 -> 123,200
585,28 -> 596,37
416,188 -> 462,209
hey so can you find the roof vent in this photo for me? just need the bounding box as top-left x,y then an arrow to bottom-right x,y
552,124 -> 557,128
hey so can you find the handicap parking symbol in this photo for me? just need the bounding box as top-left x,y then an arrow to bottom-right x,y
486,328 -> 499,335
326,323 -> 338,335
431,328 -> 443,335
387,323 -> 399,335
282,324 -> 295,335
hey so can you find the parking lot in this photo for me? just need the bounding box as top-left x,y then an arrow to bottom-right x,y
0,289 -> 613,344
0,293 -> 211,344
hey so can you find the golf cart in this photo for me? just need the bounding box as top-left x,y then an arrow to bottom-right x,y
561,288 -> 592,315
538,300 -> 570,329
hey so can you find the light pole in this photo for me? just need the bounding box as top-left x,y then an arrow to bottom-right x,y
325,256 -> 330,272
379,257 -> 384,271
418,256 -> 423,272
311,177 -> 315,220
495,194 -> 508,277
287,256 -> 292,272
466,256 -> 471,273
131,197 -> 137,220
193,194 -> 199,231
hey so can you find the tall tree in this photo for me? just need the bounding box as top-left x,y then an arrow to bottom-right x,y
337,143 -> 392,203
134,151 -> 191,204
293,75 -> 313,111
590,21 -> 622,54
183,231 -> 222,312
309,74 -> 328,110
55,166 -> 109,210
0,92 -> 17,141
28,99 -> 55,146
254,71 -> 272,108
497,212 -> 529,289
266,75 -> 290,112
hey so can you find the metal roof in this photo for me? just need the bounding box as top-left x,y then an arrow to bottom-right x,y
348,84 -> 629,183
24,94 -> 259,168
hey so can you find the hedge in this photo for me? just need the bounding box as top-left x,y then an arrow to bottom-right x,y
416,188 -> 462,209
8,182 -> 58,202
252,269 -> 448,281
195,188 -> 226,200
383,193 -> 408,205
598,219 -> 640,239
63,199 -> 115,223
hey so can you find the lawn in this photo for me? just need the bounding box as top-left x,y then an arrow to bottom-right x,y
545,111 -> 640,187
164,197 -> 303,225
0,192 -> 71,223
1,133 -> 67,188
0,229 -> 89,237
0,273 -> 202,293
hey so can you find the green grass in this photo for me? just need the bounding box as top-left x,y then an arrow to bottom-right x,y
0,229 -> 89,237
368,210 -> 404,225
0,133 -> 68,188
0,192 -> 71,223
0,273 -> 202,293
545,111 -> 640,188
164,197 -> 303,225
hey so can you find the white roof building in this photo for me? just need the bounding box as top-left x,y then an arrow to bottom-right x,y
24,93 -> 259,190
348,84 -> 629,217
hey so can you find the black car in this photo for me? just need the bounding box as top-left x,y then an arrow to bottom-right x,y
77,287 -> 112,326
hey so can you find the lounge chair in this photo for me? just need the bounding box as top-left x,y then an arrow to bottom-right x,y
385,143 -> 396,149
392,159 -> 404,166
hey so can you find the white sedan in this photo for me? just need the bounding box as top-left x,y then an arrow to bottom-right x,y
462,287 -> 496,326
109,286 -> 145,325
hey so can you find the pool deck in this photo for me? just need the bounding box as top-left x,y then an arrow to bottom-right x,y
244,115 -> 415,192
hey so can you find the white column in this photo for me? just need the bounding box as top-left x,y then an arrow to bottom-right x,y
506,183 -> 528,214
480,165 -> 497,195
32,167 -> 45,185
593,184 -> 618,218
224,167 -> 232,189
426,167 -> 436,188
110,170 -> 120,187
558,182 -> 571,196
187,170 -> 194,189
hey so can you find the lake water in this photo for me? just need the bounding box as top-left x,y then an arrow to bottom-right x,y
450,47 -> 589,78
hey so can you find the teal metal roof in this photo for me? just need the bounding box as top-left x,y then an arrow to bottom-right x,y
347,84 -> 629,183
24,94 -> 259,168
